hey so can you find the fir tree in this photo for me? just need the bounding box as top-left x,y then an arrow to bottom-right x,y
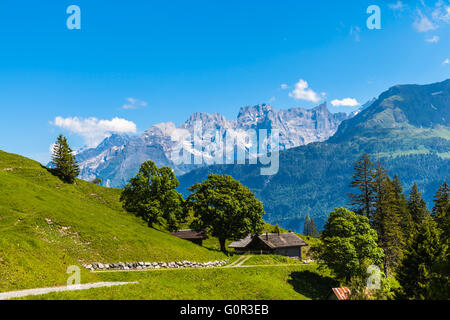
50,134 -> 80,184
303,214 -> 311,236
408,182 -> 430,230
432,181 -> 449,233
348,153 -> 376,221
372,162 -> 404,275
392,175 -> 414,246
397,215 -> 448,300
273,223 -> 281,234
309,218 -> 319,238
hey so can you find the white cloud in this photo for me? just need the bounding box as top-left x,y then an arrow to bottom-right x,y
280,84 -> 289,90
49,143 -> 56,154
443,58 -> 450,65
413,11 -> 437,32
411,2 -> 450,35
425,35 -> 440,43
288,79 -> 321,103
389,1 -> 404,10
51,116 -> 137,148
331,98 -> 360,107
432,3 -> 450,23
122,97 -> 148,109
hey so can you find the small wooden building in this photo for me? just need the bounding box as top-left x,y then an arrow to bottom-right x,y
170,229 -> 208,246
228,232 -> 308,259
327,287 -> 351,300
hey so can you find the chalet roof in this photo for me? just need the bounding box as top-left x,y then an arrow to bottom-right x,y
228,235 -> 253,248
170,229 -> 208,240
331,287 -> 351,300
228,233 -> 308,249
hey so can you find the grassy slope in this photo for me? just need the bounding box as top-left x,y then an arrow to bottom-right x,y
242,255 -> 303,266
0,150 -> 225,292
22,265 -> 338,300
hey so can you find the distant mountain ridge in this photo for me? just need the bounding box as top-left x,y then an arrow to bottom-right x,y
177,79 -> 450,232
76,103 -> 349,187
332,79 -> 450,142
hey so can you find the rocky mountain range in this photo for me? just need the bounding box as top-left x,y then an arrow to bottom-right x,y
76,103 -> 350,187
177,79 -> 450,232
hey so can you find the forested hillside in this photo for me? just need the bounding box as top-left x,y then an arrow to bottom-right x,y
178,79 -> 450,231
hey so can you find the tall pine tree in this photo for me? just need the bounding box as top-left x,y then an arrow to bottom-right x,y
303,214 -> 311,236
431,182 -> 450,293
408,182 -> 430,231
392,175 -> 414,246
397,215 -> 448,300
432,181 -> 449,234
348,153 -> 376,221
372,162 -> 404,275
309,218 -> 319,238
51,134 -> 80,184
273,223 -> 281,234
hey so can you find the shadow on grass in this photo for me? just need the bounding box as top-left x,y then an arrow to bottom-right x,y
199,245 -> 237,257
40,164 -> 55,175
40,165 -> 65,183
287,270 -> 339,300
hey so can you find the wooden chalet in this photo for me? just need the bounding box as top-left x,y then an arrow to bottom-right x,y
228,232 -> 308,259
170,229 -> 208,246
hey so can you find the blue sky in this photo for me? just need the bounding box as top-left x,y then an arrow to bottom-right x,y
0,0 -> 449,163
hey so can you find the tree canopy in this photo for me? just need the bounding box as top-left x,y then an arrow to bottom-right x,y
186,174 -> 265,252
397,215 -> 448,300
432,181 -> 449,234
120,161 -> 185,231
303,214 -> 319,238
348,153 -> 376,221
50,134 -> 80,184
312,208 -> 384,282
408,182 -> 430,228
372,162 -> 404,275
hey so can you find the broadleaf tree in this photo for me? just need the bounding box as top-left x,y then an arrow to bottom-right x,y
186,174 -> 265,253
120,161 -> 185,231
312,208 -> 384,283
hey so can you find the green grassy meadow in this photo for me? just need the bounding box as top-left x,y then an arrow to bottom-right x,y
20,265 -> 337,300
241,255 -> 303,266
0,150 -> 225,292
0,149 -> 334,300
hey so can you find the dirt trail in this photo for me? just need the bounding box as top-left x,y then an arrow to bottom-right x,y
233,256 -> 251,267
0,258 -> 316,299
223,255 -> 249,267
0,281 -> 138,300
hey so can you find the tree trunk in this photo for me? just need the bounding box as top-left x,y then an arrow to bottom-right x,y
219,238 -> 227,253
383,257 -> 389,278
346,274 -> 351,285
